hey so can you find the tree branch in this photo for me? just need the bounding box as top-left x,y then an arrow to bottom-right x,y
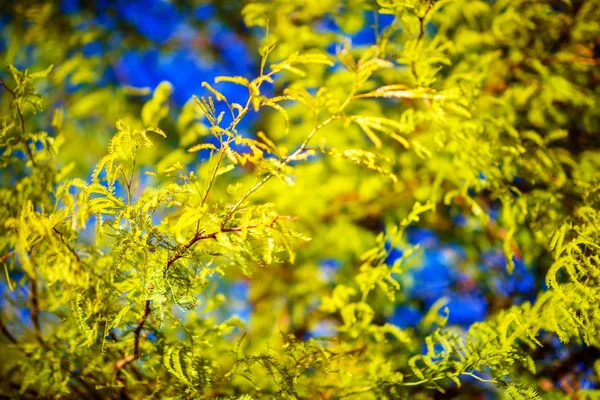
112,215 -> 299,375
0,316 -> 18,344
0,75 -> 36,166
411,2 -> 432,84
165,214 -> 298,276
113,299 -> 151,373
29,277 -> 46,347
201,147 -> 226,208
0,75 -> 14,94
52,227 -> 81,263
0,249 -> 15,264
222,115 -> 340,229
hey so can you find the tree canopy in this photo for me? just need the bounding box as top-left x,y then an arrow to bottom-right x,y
1,0 -> 600,399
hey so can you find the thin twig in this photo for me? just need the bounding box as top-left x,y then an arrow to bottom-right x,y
340,386 -> 373,398
460,372 -> 497,384
0,76 -> 15,96
0,316 -> 18,344
108,332 -> 144,381
53,227 -> 81,263
293,345 -> 365,369
166,215 -> 298,276
0,250 -> 15,264
221,66 -> 357,229
197,82 -> 255,213
29,277 -> 47,348
411,2 -> 432,84
119,168 -> 131,205
113,299 -> 151,372
402,375 -> 447,386
222,115 -> 339,228
0,75 -> 36,166
201,148 -> 226,208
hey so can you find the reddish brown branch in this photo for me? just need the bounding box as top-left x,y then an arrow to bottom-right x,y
29,278 -> 47,348
53,227 -> 81,263
570,56 -> 600,65
113,215 -> 298,375
0,76 -> 15,96
0,250 -> 14,263
114,299 -> 151,373
164,214 -> 298,275
133,300 -> 151,358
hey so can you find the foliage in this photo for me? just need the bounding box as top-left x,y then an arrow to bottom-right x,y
1,0 -> 600,398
